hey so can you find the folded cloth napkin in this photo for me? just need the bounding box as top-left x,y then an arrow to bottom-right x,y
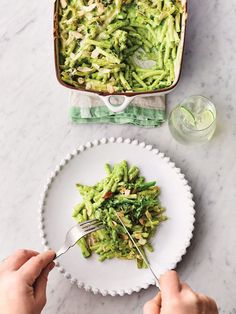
70,91 -> 166,127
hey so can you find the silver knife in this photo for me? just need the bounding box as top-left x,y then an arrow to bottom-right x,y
116,212 -> 160,285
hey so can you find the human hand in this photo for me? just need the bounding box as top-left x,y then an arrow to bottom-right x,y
144,271 -> 218,314
0,249 -> 55,314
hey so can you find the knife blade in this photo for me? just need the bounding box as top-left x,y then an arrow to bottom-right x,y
115,212 -> 160,285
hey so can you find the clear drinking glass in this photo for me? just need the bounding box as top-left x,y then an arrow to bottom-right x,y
168,95 -> 216,145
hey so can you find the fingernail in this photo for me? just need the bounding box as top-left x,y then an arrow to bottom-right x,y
49,262 -> 55,271
47,250 -> 56,260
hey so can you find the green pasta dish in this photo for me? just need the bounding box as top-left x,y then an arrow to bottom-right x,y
72,161 -> 167,268
59,0 -> 184,93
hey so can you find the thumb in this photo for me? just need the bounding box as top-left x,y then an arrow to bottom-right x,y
143,292 -> 162,314
19,250 -> 55,284
34,262 -> 55,307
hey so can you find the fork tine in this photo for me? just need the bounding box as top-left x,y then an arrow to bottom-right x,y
84,225 -> 104,235
82,221 -> 103,232
81,219 -> 102,229
79,218 -> 98,227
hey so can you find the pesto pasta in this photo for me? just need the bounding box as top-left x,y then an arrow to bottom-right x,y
72,161 -> 167,268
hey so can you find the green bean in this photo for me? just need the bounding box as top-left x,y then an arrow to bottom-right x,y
119,72 -> 131,90
175,12 -> 181,33
72,202 -> 85,217
138,181 -> 157,191
128,166 -> 140,181
121,160 -> 128,182
131,72 -> 147,88
77,238 -> 91,257
139,70 -> 165,80
104,163 -> 112,176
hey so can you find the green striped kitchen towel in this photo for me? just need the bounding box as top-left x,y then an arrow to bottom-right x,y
70,92 -> 166,127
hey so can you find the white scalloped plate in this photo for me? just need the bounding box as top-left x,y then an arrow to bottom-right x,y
39,138 -> 195,296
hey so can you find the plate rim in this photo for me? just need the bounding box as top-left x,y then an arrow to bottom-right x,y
39,137 -> 195,296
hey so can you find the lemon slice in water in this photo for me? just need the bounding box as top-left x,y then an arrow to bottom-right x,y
196,110 -> 215,130
180,106 -> 196,127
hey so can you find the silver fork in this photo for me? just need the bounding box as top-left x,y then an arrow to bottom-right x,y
55,219 -> 103,259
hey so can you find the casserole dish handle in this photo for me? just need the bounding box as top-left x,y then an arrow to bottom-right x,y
98,95 -> 135,113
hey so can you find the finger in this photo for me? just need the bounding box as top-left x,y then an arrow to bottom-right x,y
197,293 -> 219,312
143,293 -> 161,314
153,292 -> 162,307
34,262 -> 55,307
160,270 -> 181,298
19,250 -> 55,284
1,249 -> 39,271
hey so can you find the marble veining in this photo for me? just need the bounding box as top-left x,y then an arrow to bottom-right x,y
0,0 -> 236,313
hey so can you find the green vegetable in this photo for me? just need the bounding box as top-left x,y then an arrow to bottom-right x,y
72,161 -> 167,268
59,0 -> 183,92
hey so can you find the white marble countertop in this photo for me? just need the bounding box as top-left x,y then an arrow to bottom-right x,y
0,0 -> 236,313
